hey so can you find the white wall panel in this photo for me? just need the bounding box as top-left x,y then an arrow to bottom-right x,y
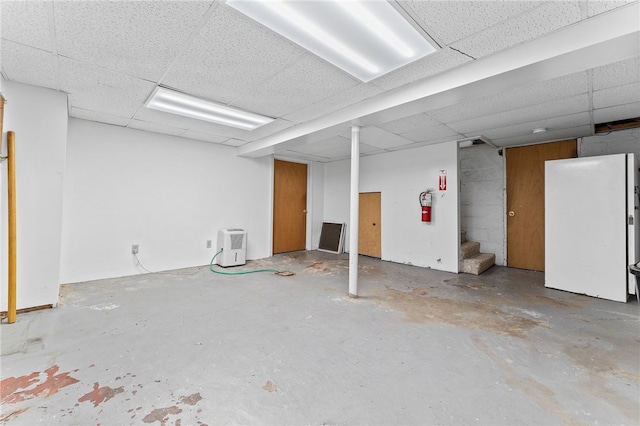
59,119 -> 272,284
0,80 -> 68,310
324,141 -> 459,273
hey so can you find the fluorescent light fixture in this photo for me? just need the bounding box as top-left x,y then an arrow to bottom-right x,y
226,0 -> 438,82
145,87 -> 274,131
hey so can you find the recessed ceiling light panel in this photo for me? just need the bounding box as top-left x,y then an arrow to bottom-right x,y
226,0 -> 437,82
145,87 -> 274,131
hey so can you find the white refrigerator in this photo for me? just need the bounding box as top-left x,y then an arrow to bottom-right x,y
545,153 -> 639,303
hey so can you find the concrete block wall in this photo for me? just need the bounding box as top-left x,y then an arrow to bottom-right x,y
459,144 -> 505,265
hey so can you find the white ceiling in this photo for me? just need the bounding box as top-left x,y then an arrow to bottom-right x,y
1,0 -> 639,162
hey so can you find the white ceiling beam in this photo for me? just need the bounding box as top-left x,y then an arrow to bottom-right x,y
237,2 -> 639,158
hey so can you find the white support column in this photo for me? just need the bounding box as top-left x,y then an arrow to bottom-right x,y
349,124 -> 360,298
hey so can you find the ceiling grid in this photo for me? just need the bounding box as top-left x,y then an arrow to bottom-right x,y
0,0 -> 637,161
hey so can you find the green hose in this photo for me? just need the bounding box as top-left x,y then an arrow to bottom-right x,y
209,249 -> 282,275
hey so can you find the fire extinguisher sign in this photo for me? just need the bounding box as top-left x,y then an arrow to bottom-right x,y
438,170 -> 447,191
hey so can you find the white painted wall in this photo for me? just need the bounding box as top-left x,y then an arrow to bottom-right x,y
310,162 -> 325,249
324,141 -> 460,273
0,80 -> 68,310
459,144 -> 505,265
60,119 -> 273,284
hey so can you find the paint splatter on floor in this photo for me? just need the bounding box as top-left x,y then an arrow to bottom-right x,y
77,382 -> 124,407
142,406 -> 182,425
262,380 -> 277,393
0,365 -> 79,404
179,393 -> 202,405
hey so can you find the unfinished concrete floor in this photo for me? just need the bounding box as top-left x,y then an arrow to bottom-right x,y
1,251 -> 639,425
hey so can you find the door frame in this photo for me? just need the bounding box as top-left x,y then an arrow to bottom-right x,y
271,156 -> 313,255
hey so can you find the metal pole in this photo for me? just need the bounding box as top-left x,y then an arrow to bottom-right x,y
349,125 -> 360,298
7,131 -> 17,323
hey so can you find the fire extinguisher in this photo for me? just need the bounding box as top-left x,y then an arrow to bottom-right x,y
419,190 -> 432,222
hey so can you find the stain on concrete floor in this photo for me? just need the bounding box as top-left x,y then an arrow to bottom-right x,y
373,286 -> 548,338
1,365 -> 79,405
2,252 -> 638,425
77,382 -> 124,407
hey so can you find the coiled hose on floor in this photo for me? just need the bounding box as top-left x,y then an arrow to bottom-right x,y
209,249 -> 294,276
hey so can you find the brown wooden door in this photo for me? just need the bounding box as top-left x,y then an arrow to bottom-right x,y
506,140 -> 577,271
359,192 -> 381,258
273,160 -> 307,254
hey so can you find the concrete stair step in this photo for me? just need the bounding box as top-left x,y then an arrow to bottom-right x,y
461,253 -> 495,275
461,230 -> 467,244
461,241 -> 480,259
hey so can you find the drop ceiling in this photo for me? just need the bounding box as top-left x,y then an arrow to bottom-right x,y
1,0 -> 638,162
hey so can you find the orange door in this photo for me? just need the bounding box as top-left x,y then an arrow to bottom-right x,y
359,192 -> 381,258
506,140 -> 577,271
273,160 -> 307,254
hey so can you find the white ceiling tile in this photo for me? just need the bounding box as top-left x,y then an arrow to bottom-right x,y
288,140 -> 380,161
592,56 -> 640,91
587,0 -> 637,17
481,112 -> 591,140
400,1 -> 543,45
371,48 -> 471,91
593,102 -> 640,124
378,113 -> 442,134
54,1 -> 212,81
230,54 -> 360,118
240,119 -> 297,142
58,57 -> 156,118
282,83 -> 384,124
357,143 -> 382,154
451,2 -> 581,59
1,1 -> 52,51
181,130 -> 229,144
277,150 -> 332,162
70,107 -> 130,127
1,41 -> 57,89
447,95 -> 590,134
222,139 -> 246,147
429,72 -> 589,123
313,145 -> 352,159
399,124 -> 462,143
359,127 -> 415,150
495,125 -> 593,148
593,83 -> 640,109
128,120 -> 187,137
161,3 -> 307,105
292,135 -> 350,155
385,135 -> 458,152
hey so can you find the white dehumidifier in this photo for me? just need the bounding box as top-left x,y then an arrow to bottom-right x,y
217,228 -> 247,267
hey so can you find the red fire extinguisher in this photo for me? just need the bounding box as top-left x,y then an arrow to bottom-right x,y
419,191 -> 432,222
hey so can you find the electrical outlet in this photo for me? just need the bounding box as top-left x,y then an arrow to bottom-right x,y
131,244 -> 139,254
206,240 -> 212,248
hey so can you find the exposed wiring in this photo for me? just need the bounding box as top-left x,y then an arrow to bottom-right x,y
209,249 -> 293,276
133,252 -> 208,276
